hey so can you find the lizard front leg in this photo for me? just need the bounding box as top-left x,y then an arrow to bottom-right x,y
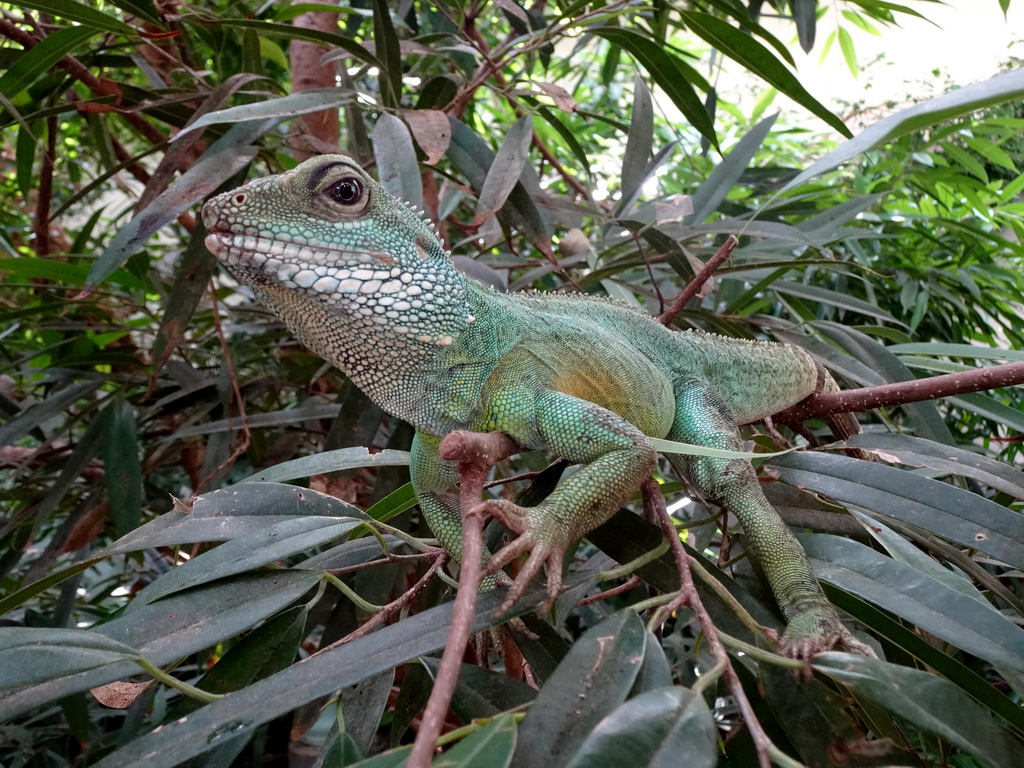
480,390 -> 658,609
665,377 -> 872,659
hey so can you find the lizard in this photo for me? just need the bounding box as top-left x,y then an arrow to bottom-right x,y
201,154 -> 872,659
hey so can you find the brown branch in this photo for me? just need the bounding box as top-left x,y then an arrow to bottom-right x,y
776,361 -> 1024,424
34,113 -> 57,256
642,479 -> 774,768
658,235 -> 737,326
408,430 -> 519,768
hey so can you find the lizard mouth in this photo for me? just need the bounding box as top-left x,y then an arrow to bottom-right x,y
203,228 -> 396,268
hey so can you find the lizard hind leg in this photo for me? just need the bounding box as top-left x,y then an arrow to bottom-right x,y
664,377 -> 871,659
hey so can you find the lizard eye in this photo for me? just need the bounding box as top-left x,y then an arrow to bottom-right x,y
327,177 -> 364,205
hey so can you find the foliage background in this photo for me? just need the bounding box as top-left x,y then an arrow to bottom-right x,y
1,1 -> 1024,767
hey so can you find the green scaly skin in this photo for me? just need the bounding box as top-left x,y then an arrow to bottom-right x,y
202,155 -> 871,659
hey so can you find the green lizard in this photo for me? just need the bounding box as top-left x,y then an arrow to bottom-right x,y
202,155 -> 871,659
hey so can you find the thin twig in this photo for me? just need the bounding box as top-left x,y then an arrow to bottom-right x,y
658,235 -> 737,327
312,550 -> 449,655
642,479 -> 780,768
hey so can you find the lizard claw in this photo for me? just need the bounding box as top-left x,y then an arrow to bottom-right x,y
777,609 -> 876,660
475,499 -> 567,611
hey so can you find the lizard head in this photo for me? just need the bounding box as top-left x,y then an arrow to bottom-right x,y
201,155 -> 468,347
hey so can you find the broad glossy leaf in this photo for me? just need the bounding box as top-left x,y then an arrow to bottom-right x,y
2,571 -> 321,719
813,653 -> 1024,768
563,687 -> 717,768
783,68 -> 1024,191
241,447 -> 410,483
772,452 -> 1024,567
803,533 -> 1024,673
513,609 -> 646,768
437,714 -> 517,768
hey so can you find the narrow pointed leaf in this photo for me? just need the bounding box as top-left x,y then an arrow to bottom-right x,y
680,12 -> 849,137
437,714 -> 517,768
374,112 -> 423,211
16,0 -> 135,34
813,653 -> 1024,768
473,115 -> 534,226
241,447 -> 410,483
802,533 -> 1024,673
771,452 -> 1024,567
783,68 -> 1024,191
0,25 -> 95,100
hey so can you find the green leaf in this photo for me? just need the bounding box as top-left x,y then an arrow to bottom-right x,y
85,588 -> 538,767
370,0 -> 402,109
474,115 -> 534,226
0,25 -> 95,101
771,452 -> 1024,567
101,397 -> 142,535
88,119 -> 275,286
125,516 -> 368,610
208,19 -> 378,68
374,112 -> 423,212
620,74 -> 654,207
175,89 -> 353,140
564,687 -> 717,768
0,629 -> 141,690
771,281 -> 901,324
0,380 -> 101,447
783,68 -> 1024,191
680,12 -> 850,137
802,533 -> 1024,674
843,433 -> 1024,499
16,0 -> 136,35
686,113 -> 777,224
837,26 -> 858,78
436,714 -> 517,768
418,659 -> 536,723
241,447 -> 410,483
99,482 -> 367,557
813,653 -> 1024,768
2,571 -> 322,719
963,134 -> 1018,171
513,609 -> 646,768
591,28 -> 718,151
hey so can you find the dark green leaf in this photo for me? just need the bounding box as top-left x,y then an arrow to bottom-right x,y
620,74 -> 653,207
813,653 -> 1024,768
436,715 -> 517,768
591,28 -> 718,151
802,533 -> 1024,674
0,25 -> 94,100
101,397 -> 142,535
513,609 -> 646,768
680,12 -> 850,137
16,0 -> 135,35
771,452 -> 1024,567
564,687 -> 717,768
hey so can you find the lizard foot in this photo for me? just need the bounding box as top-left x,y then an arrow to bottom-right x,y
475,499 -> 568,612
778,608 -> 876,660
